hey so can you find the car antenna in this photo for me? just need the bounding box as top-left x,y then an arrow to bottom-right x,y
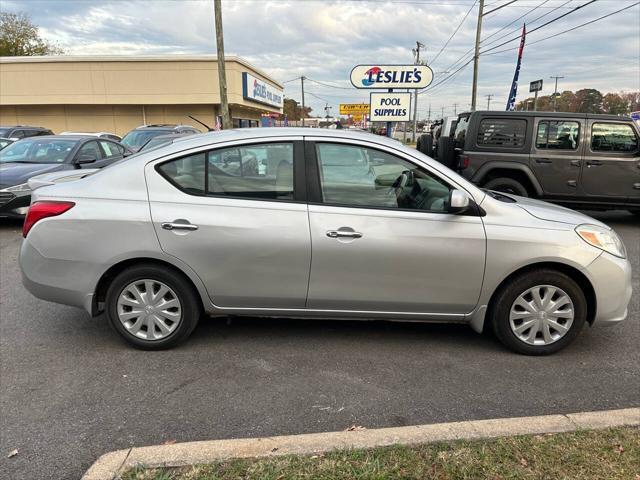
188,115 -> 214,132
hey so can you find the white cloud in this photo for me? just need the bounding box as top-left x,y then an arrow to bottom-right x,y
5,0 -> 640,117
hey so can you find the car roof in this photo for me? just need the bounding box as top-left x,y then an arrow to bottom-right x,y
134,124 -> 198,131
460,110 -> 632,121
19,134 -> 91,141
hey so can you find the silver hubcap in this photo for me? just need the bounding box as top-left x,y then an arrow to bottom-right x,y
509,285 -> 574,346
117,279 -> 182,341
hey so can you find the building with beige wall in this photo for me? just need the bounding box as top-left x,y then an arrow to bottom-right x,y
0,55 -> 284,136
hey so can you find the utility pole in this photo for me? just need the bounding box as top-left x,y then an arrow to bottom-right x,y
300,76 -> 306,127
427,104 -> 431,121
485,94 -> 493,110
214,0 -> 231,129
452,103 -> 458,115
471,0 -> 485,111
550,75 -> 564,112
412,41 -> 425,143
441,106 -> 445,118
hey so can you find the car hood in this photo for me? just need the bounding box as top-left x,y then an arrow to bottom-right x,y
0,163 -> 68,188
513,195 -> 609,229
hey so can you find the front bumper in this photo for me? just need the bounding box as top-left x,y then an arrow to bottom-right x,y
0,192 -> 30,217
586,252 -> 633,326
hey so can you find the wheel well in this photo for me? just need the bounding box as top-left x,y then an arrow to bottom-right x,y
486,262 -> 597,326
481,168 -> 537,196
92,258 -> 204,316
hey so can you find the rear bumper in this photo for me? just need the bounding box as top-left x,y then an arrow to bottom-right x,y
587,252 -> 633,326
0,193 -> 30,218
20,239 -> 94,313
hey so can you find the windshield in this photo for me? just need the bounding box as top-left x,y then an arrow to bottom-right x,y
0,138 -> 77,164
122,130 -> 169,149
141,136 -> 175,151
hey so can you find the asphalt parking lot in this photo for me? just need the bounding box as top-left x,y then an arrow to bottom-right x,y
1,211 -> 638,480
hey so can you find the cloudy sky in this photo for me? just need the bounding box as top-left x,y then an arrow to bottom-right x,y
4,0 -> 640,118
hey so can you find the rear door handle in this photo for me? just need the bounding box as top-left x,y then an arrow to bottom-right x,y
570,159 -> 581,167
161,222 -> 199,231
534,158 -> 552,164
586,160 -> 603,167
326,230 -> 363,239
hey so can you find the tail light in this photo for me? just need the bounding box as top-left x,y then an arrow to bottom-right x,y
460,154 -> 470,169
23,201 -> 75,238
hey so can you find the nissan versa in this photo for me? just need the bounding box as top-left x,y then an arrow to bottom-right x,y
19,129 -> 632,355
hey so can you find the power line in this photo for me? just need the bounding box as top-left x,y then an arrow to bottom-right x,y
482,1 -> 640,55
483,0 -> 518,16
481,0 -> 572,48
305,78 -> 355,90
479,0 -> 597,55
481,0 -> 550,45
431,0 -> 477,65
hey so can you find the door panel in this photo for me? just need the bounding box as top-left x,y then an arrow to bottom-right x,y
581,121 -> 640,200
144,139 -> 311,309
307,206 -> 485,313
305,140 -> 486,315
529,118 -> 584,196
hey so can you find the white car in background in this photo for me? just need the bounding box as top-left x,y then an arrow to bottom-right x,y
60,131 -> 122,142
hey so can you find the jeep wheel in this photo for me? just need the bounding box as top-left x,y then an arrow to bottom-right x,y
483,177 -> 529,197
628,210 -> 640,218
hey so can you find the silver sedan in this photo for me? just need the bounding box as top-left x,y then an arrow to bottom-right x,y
19,128 -> 632,354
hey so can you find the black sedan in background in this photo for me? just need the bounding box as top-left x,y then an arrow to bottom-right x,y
0,135 -> 131,217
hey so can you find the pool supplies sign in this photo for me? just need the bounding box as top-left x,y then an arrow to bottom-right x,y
350,65 -> 433,89
242,72 -> 283,108
369,92 -> 412,122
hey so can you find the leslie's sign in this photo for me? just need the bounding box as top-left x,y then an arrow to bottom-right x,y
350,65 -> 433,89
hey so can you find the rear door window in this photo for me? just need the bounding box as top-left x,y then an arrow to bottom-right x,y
591,123 -> 638,152
477,118 -> 526,148
536,121 -> 580,150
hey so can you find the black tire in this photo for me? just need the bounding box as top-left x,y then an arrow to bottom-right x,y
105,264 -> 201,349
490,269 -> 587,355
628,210 -> 640,217
417,134 -> 433,155
483,177 -> 529,197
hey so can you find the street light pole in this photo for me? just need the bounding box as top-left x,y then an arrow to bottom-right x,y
471,0 -> 485,111
214,0 -> 232,129
300,76 -> 306,127
550,75 -> 564,112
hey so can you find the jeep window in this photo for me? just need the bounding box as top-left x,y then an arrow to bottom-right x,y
536,121 -> 579,150
591,123 -> 638,153
453,114 -> 469,148
477,118 -> 526,148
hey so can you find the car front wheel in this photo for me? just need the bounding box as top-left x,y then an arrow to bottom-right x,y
105,264 -> 201,349
490,269 -> 587,355
483,177 -> 529,197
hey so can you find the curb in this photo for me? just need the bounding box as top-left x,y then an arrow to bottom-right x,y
82,407 -> 640,480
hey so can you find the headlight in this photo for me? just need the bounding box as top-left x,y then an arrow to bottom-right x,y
0,182 -> 31,194
576,224 -> 626,258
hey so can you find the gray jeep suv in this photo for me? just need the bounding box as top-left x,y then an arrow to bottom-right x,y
449,111 -> 640,214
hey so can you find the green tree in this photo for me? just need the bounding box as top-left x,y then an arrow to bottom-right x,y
620,91 -> 640,112
283,98 -> 312,121
573,88 -> 603,113
555,90 -> 577,112
602,93 -> 629,115
0,12 -> 64,56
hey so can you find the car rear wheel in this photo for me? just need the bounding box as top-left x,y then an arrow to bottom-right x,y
490,269 -> 587,355
105,264 -> 201,349
483,177 -> 528,197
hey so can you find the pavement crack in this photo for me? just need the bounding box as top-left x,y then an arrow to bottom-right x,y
114,447 -> 133,480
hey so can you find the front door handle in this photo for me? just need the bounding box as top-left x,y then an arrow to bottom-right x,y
570,159 -> 581,167
161,222 -> 199,231
534,158 -> 552,164
326,230 -> 363,239
586,160 -> 603,167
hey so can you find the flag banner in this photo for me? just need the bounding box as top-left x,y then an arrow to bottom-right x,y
506,24 -> 526,111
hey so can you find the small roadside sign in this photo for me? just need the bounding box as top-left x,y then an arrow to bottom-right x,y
339,103 -> 370,115
530,79 -> 543,93
369,92 -> 412,122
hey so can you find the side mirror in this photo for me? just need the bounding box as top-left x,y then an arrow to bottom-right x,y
447,189 -> 470,214
75,154 -> 97,164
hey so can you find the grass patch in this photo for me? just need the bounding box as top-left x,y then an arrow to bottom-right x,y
122,426 -> 639,480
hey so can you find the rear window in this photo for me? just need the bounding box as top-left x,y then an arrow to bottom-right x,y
453,115 -> 469,148
477,118 -> 526,148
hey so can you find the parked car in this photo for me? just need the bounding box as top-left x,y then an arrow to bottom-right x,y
139,133 -> 194,152
20,129 -> 631,355
0,135 -> 131,217
449,111 -> 640,214
0,125 -> 53,140
121,124 -> 200,152
0,138 -> 14,151
61,131 -> 122,142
